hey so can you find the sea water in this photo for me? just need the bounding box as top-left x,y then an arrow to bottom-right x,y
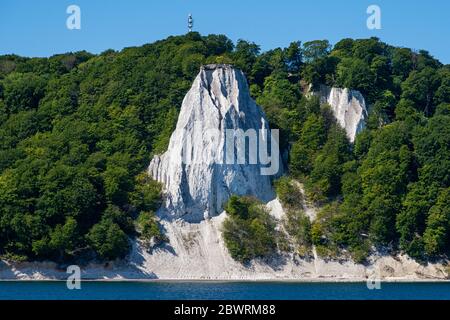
1,281 -> 450,300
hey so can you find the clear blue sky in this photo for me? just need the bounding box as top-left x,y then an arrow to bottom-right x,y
1,0 -> 449,63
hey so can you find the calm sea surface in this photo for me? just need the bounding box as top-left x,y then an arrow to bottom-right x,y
0,281 -> 450,300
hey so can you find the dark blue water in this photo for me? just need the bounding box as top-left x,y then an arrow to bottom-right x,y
1,281 -> 450,300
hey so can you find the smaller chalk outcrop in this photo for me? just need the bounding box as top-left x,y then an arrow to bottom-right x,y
312,85 -> 368,143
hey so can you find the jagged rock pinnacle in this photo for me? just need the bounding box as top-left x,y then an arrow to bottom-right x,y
148,65 -> 281,222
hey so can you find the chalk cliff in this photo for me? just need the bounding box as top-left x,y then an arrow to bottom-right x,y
148,64 -> 281,222
313,85 -> 368,142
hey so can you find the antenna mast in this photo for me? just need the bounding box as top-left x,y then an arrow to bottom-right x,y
188,13 -> 194,32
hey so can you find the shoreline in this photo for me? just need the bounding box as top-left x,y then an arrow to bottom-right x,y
2,216 -> 448,283
2,278 -> 450,283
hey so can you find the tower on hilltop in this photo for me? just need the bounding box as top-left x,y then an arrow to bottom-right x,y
188,14 -> 194,32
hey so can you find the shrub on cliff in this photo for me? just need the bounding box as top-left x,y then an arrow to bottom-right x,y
222,196 -> 278,263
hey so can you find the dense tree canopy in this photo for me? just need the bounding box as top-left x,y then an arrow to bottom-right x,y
0,33 -> 449,264
0,34 -> 231,262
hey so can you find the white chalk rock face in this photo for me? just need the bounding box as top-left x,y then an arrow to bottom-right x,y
148,64 -> 281,222
314,85 -> 368,143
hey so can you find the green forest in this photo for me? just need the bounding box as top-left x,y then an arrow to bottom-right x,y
0,33 -> 449,264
